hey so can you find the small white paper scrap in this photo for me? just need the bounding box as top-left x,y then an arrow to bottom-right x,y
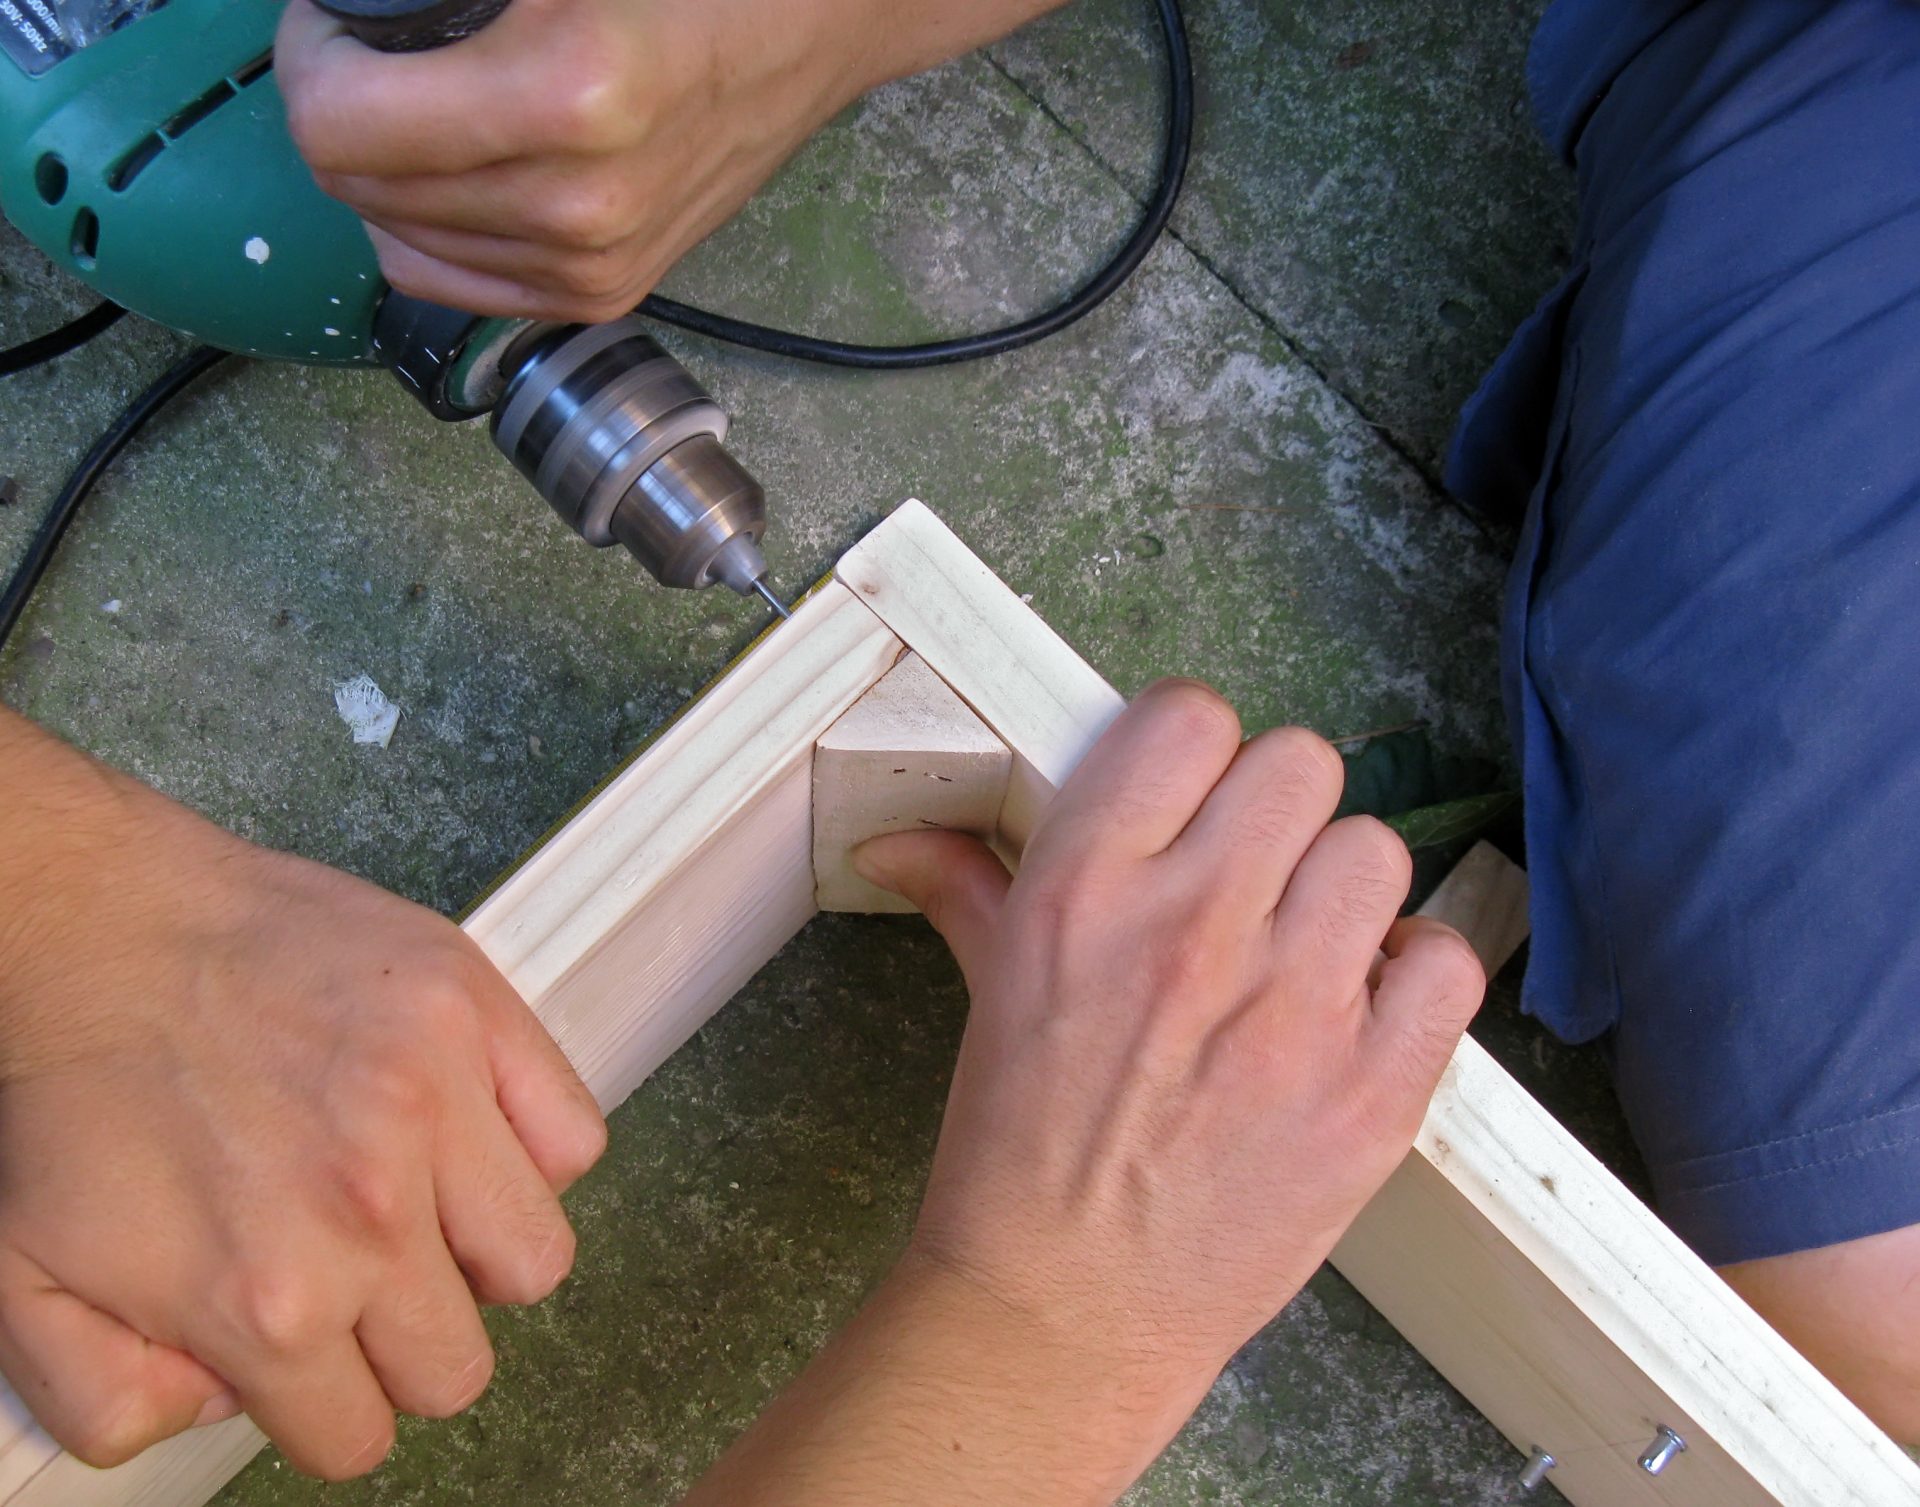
333,673 -> 401,749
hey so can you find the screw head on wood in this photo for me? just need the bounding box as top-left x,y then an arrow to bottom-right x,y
1518,1447 -> 1557,1491
1638,1425 -> 1687,1475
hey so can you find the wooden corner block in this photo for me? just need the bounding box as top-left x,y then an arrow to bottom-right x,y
812,653 -> 1012,913
1416,840 -> 1530,977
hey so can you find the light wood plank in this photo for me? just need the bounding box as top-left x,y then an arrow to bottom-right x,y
6,1419 -> 265,1507
0,1395 -> 54,1498
1416,838 -> 1531,977
466,581 -> 903,1023
835,500 -> 1124,850
813,653 -> 1012,914
1320,846 -> 1920,1505
834,509 -> 1920,1506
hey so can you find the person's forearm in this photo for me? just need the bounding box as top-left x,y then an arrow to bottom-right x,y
680,1251 -> 1217,1507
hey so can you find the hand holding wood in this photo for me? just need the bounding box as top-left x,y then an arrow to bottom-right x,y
686,677 -> 1486,1504
0,713 -> 606,1480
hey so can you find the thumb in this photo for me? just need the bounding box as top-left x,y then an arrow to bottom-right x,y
1367,915 -> 1486,1093
0,1252 -> 238,1469
852,830 -> 1011,980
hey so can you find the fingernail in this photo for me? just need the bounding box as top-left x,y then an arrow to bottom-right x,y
347,1427 -> 393,1472
192,1390 -> 242,1428
533,1229 -> 574,1294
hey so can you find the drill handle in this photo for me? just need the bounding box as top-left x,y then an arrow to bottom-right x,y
311,0 -> 508,52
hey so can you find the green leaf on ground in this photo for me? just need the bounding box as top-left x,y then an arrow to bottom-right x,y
1386,791 -> 1518,850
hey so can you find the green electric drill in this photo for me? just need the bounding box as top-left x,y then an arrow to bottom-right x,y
0,0 -> 791,616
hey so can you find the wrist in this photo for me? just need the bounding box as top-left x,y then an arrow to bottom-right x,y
684,1240 -> 1221,1507
893,1242 -> 1220,1393
860,1247 -> 1219,1499
0,707 -> 244,1066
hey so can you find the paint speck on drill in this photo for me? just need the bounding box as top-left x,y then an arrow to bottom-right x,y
323,327 -> 341,338
243,236 -> 270,265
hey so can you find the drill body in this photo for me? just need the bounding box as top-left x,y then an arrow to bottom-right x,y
0,0 -> 783,605
1,0 -> 395,366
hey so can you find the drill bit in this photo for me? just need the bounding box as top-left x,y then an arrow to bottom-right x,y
751,577 -> 792,621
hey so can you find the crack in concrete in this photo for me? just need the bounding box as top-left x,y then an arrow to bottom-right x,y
980,46 -> 1500,545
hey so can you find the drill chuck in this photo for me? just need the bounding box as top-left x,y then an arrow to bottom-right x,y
490,318 -> 775,596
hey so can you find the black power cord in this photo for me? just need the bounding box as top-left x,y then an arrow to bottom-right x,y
0,300 -> 126,377
642,0 -> 1192,367
0,346 -> 229,647
0,0 -> 1191,651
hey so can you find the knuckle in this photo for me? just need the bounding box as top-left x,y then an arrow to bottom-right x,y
1426,927 -> 1488,996
318,1417 -> 395,1481
1384,1012 -> 1468,1105
411,969 -> 482,1031
1325,866 -> 1401,932
280,89 -> 327,162
349,1056 -> 434,1123
1144,678 -> 1241,747
1261,724 -> 1344,791
1314,866 -> 1407,952
1347,816 -> 1414,888
479,1196 -> 575,1305
493,1241 -> 572,1307
535,52 -> 634,151
328,1150 -> 410,1237
283,95 -> 359,179
560,1113 -> 610,1183
552,251 -> 631,302
376,255 -> 436,302
531,1222 -> 578,1298
572,292 -> 642,323
524,286 -> 630,324
538,183 -> 633,252
220,1267 -> 332,1356
1236,766 -> 1336,854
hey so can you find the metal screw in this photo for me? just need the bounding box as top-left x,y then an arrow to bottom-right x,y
1518,1447 -> 1557,1492
1638,1425 -> 1687,1475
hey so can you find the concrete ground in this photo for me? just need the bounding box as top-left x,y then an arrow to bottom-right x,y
1,0 -> 1648,1500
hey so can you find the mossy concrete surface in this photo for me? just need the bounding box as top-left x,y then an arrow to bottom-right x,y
0,0 -> 1614,1501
